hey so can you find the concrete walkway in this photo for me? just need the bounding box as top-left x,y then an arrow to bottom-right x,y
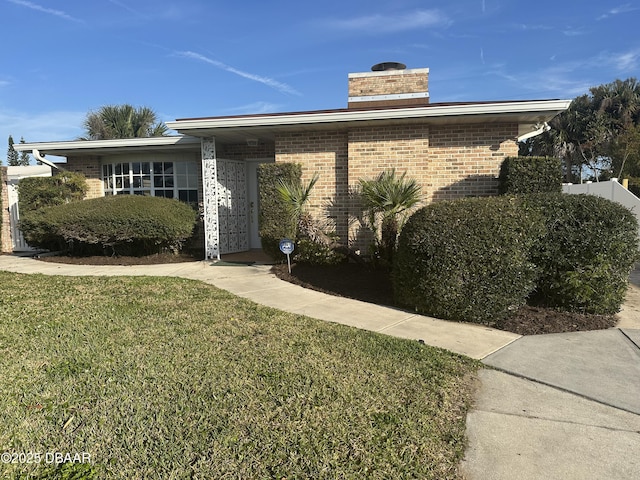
1,254 -> 639,479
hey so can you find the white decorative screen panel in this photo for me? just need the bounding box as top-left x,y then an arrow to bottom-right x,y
216,159 -> 248,254
201,138 -> 219,259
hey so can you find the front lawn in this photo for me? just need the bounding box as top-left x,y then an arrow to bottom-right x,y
0,271 -> 478,479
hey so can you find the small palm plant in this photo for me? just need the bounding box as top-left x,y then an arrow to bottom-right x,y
359,169 -> 422,265
276,173 -> 325,243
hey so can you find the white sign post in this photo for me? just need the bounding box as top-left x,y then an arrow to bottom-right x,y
279,239 -> 295,273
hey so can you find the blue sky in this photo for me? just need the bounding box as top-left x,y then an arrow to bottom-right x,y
1,0 -> 639,162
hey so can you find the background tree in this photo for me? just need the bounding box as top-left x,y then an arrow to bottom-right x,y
7,135 -> 19,166
18,137 -> 31,166
81,104 -> 168,140
520,77 -> 640,182
611,124 -> 640,178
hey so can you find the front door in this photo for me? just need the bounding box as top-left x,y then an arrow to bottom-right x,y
216,159 -> 248,254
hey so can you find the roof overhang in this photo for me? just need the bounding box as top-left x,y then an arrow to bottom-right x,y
14,100 -> 571,157
166,99 -> 571,143
13,135 -> 201,157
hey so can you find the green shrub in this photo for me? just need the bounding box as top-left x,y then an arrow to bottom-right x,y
294,238 -> 346,265
258,163 -> 301,260
393,197 -> 544,325
18,171 -> 87,213
20,195 -> 197,256
498,156 -> 562,195
522,193 -> 639,314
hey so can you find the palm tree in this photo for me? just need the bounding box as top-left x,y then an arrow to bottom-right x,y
81,104 -> 168,140
359,169 -> 421,265
276,173 -> 328,243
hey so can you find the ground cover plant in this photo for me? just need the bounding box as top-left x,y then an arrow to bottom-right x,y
0,271 -> 478,479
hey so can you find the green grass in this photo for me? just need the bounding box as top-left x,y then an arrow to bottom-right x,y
0,271 -> 479,479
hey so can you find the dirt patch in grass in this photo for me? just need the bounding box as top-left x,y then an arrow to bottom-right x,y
271,262 -> 617,336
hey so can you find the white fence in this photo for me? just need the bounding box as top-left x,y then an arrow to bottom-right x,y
6,165 -> 52,251
562,179 -> 640,236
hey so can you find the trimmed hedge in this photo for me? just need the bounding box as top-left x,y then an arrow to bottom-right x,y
18,171 -> 87,213
20,195 -> 197,256
498,156 -> 562,195
393,197 -> 544,324
258,163 -> 301,260
522,193 -> 639,314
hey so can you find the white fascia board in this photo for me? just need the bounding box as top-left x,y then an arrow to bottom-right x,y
13,135 -> 200,152
348,67 -> 430,78
167,100 -> 572,131
348,92 -> 430,103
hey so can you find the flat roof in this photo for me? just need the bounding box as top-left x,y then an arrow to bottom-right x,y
15,99 -> 571,157
167,99 -> 571,141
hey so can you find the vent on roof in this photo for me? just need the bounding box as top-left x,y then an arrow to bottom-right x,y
371,62 -> 406,72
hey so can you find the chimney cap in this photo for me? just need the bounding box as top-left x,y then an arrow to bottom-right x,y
371,62 -> 406,72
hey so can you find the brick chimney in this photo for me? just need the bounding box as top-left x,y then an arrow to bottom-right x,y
348,62 -> 429,109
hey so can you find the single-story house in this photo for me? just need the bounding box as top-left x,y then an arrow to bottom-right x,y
10,63 -> 570,259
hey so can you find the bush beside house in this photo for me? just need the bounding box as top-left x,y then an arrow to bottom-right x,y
258,163 -> 301,261
393,190 -> 639,323
20,195 -> 197,256
18,172 -> 87,213
393,197 -> 543,324
522,193 -> 639,314
498,156 -> 563,194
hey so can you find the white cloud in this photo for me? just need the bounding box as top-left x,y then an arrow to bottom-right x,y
562,28 -> 586,37
6,0 -> 84,23
174,51 -> 302,96
221,102 -> 282,115
324,9 -> 450,33
107,0 -> 145,18
512,23 -> 553,31
608,49 -> 640,71
0,110 -> 85,146
598,4 -> 638,20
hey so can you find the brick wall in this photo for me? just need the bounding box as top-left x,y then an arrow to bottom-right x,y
65,156 -> 103,198
348,68 -> 429,108
348,69 -> 429,97
428,123 -> 518,201
0,167 -> 11,253
347,125 -> 431,246
275,131 -> 350,242
274,122 -> 518,250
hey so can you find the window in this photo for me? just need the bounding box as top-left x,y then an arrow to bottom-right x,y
102,161 -> 199,206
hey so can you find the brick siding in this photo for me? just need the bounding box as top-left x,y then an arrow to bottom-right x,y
65,156 -> 103,198
348,70 -> 429,97
348,68 -> 429,108
274,122 -> 518,250
0,167 -> 11,253
275,131 -> 349,241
